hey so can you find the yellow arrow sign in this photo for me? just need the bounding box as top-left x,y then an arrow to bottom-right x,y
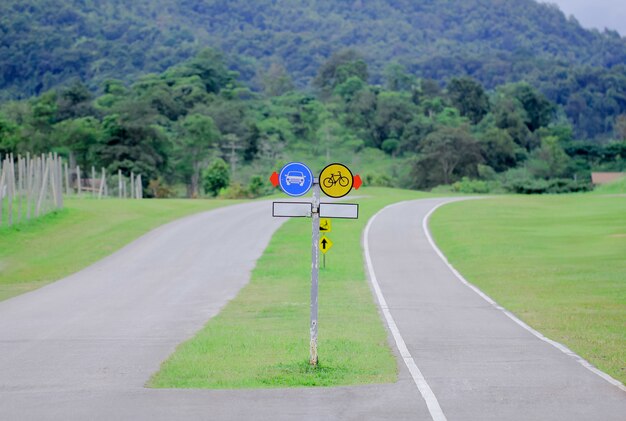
320,218 -> 332,233
320,235 -> 333,254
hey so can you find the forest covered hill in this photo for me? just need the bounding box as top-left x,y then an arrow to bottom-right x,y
1,0 -> 625,140
2,0 -> 625,92
1,1 -> 624,198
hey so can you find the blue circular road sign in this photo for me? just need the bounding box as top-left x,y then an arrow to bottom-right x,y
279,162 -> 313,197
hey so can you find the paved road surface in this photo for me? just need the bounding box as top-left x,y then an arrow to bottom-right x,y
0,198 -> 624,420
365,198 -> 626,420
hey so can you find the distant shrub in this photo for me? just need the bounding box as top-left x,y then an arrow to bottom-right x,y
148,178 -> 176,198
451,177 -> 494,194
364,173 -> 393,187
503,175 -> 591,194
247,175 -> 268,197
218,182 -> 249,199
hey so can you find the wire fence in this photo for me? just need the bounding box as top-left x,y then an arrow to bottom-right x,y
0,153 -> 143,229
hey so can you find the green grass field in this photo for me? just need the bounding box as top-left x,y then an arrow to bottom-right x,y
149,187 -> 432,388
0,197 -> 240,302
429,194 -> 626,384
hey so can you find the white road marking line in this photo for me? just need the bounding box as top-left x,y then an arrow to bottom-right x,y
363,202 -> 447,421
423,201 -> 626,393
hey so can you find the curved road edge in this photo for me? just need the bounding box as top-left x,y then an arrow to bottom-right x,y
421,200 -> 626,393
363,197 -> 626,421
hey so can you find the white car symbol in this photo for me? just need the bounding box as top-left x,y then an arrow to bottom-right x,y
285,171 -> 306,186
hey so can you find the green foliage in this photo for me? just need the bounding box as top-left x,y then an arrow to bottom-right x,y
313,50 -> 369,95
451,177 -> 494,194
217,182 -> 248,199
501,167 -> 591,194
478,127 -> 519,172
0,35 -> 622,196
175,114 -> 221,197
526,136 -> 572,179
203,158 -> 230,197
447,77 -> 489,124
410,126 -> 482,189
247,175 -> 269,198
1,0 -> 625,139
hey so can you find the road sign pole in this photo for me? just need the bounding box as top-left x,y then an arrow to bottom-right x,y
270,162 -> 361,367
310,179 -> 320,366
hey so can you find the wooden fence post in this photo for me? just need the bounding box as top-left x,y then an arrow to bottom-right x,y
26,155 -> 33,220
16,155 -> 23,224
136,174 -> 142,199
130,171 -> 135,200
77,165 -> 82,196
36,157 -> 50,217
91,166 -> 96,198
0,159 -> 5,228
98,168 -> 105,199
7,154 -> 14,226
64,162 -> 70,196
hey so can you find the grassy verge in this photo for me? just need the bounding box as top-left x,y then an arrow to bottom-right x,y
0,197 -> 240,302
149,187 -> 434,388
429,194 -> 626,384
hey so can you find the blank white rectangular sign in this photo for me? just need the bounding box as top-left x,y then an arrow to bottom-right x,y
319,203 -> 359,219
272,202 -> 312,217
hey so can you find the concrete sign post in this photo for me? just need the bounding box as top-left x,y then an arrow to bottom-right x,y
270,162 -> 362,366
309,180 -> 321,365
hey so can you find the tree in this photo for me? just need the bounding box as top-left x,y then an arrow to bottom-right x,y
97,102 -> 169,183
203,158 -> 230,196
478,127 -> 518,172
447,77 -> 489,124
508,82 -> 555,132
492,96 -> 536,150
56,81 -> 95,121
410,126 -> 482,188
334,76 -> 366,102
527,136 -> 572,179
399,115 -> 435,154
163,48 -> 235,95
372,91 -> 417,148
384,63 -> 415,92
615,114 -> 626,140
313,49 -> 368,95
259,62 -> 295,97
53,117 -> 101,169
0,112 -> 19,155
176,114 -> 221,198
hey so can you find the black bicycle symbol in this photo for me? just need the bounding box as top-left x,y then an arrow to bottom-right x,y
322,171 -> 350,188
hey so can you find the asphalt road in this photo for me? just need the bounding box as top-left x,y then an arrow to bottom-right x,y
365,198 -> 626,420
0,198 -> 624,420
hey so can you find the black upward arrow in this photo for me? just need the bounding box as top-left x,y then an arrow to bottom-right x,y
321,239 -> 328,249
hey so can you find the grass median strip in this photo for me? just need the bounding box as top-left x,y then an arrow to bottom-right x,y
429,194 -> 626,384
149,187 -> 432,388
0,198 -> 240,302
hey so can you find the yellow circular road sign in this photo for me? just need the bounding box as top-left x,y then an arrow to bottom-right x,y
319,163 -> 353,198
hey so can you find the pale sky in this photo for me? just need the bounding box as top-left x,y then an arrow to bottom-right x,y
545,0 -> 626,36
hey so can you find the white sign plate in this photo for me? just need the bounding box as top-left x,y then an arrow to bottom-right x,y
272,202 -> 312,217
319,203 -> 359,219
